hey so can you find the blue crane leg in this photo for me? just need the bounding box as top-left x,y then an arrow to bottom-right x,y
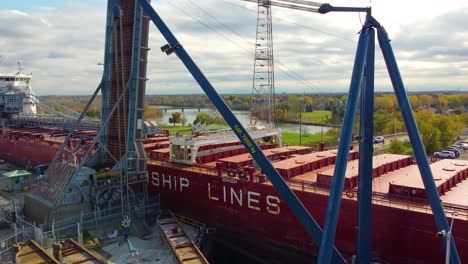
318,25 -> 370,264
356,27 -> 375,264
136,0 -> 346,262
376,26 -> 460,264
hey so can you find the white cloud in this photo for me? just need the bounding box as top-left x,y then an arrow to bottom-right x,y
1,0 -> 467,96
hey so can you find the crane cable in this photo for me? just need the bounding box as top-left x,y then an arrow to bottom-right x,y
161,0 -> 329,95
184,0 -> 325,93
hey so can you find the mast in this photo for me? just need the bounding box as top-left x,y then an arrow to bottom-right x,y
250,0 -> 275,128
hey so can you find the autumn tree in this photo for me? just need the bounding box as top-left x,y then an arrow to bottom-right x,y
419,94 -> 433,108
374,95 -> 394,112
435,95 -> 449,108
408,95 -> 419,109
275,108 -> 286,121
168,112 -> 182,126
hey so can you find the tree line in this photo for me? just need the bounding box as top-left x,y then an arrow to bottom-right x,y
41,93 -> 467,153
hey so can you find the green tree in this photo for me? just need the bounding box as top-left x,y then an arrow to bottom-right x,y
193,112 -> 212,125
193,112 -> 226,126
144,104 -> 163,120
373,111 -> 391,133
415,110 -> 440,153
287,95 -> 302,120
388,139 -> 405,154
434,115 -> 462,148
169,112 -> 182,126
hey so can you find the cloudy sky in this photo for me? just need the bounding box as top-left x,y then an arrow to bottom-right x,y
1,0 -> 467,96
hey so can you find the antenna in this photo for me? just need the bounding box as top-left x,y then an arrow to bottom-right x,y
17,61 -> 23,74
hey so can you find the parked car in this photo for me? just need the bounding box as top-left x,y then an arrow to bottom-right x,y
373,136 -> 385,144
443,147 -> 460,157
433,150 -> 456,159
449,145 -> 463,152
453,142 -> 468,150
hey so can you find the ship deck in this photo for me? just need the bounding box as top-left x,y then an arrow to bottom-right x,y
218,145 -> 313,169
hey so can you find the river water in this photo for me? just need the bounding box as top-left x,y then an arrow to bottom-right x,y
155,106 -> 330,134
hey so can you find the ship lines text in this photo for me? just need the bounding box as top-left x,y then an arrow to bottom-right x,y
151,172 -> 280,215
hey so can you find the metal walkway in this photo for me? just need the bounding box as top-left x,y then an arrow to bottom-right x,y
158,210 -> 209,264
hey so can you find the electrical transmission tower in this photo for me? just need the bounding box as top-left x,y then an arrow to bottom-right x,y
250,0 -> 275,128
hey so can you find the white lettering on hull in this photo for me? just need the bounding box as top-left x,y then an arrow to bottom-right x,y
150,171 -> 280,215
151,172 -> 160,186
266,195 -> 280,215
151,172 -> 189,192
231,188 -> 242,206
208,183 -> 219,201
247,191 -> 260,211
207,184 -> 280,215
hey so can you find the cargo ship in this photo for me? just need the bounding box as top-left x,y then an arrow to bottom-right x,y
146,129 -> 468,263
2,120 -> 467,263
2,0 -> 467,263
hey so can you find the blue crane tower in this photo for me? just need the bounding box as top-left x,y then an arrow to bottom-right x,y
25,0 -> 151,232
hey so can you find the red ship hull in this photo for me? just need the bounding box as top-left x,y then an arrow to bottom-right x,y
1,129 -> 467,263
147,161 -> 468,264
0,137 -> 60,167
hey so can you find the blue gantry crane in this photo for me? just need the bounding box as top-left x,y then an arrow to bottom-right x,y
135,1 -> 460,263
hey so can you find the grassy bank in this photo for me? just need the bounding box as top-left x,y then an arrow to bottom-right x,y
159,125 -> 192,135
301,110 -> 331,123
282,132 -> 334,146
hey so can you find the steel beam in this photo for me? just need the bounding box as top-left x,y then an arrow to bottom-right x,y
356,27 -> 375,264
318,22 -> 370,264
376,26 -> 461,264
136,0 -> 346,262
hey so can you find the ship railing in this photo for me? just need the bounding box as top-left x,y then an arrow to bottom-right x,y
285,178 -> 468,220
286,178 -> 331,195
155,161 -> 219,176
35,203 -> 160,245
371,192 -> 468,220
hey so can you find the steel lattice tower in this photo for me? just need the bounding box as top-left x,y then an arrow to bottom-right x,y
250,0 -> 275,128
